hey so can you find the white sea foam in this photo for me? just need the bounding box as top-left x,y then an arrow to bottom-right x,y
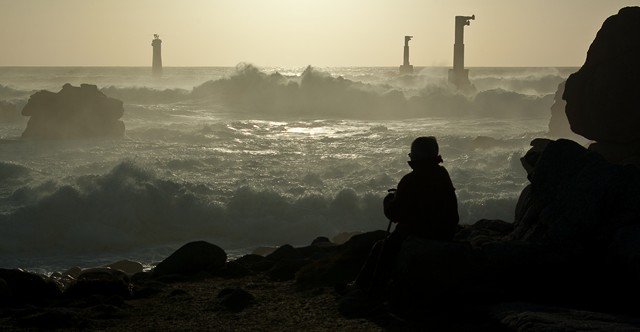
0,65 -> 579,273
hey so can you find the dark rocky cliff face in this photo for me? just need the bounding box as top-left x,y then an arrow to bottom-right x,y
563,7 -> 640,164
564,7 -> 640,144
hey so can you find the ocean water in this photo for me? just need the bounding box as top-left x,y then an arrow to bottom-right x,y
0,65 -> 578,274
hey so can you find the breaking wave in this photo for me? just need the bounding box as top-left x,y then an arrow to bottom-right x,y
0,161 -> 387,255
101,64 -> 557,120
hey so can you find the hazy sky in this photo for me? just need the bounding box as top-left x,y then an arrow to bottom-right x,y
0,0 -> 637,67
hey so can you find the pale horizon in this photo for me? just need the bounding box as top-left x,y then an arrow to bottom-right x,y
0,0 -> 638,68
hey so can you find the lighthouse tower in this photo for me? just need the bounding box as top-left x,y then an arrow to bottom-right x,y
448,15 -> 475,91
152,34 -> 162,76
399,36 -> 414,75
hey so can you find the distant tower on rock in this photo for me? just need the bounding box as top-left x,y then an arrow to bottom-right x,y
152,34 -> 162,76
448,15 -> 475,91
399,36 -> 414,75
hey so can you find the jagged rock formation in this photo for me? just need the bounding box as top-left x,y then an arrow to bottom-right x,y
513,139 -> 640,257
563,7 -> 640,163
21,83 -> 124,139
506,138 -> 640,309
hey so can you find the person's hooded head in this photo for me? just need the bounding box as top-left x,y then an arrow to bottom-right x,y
409,136 -> 443,167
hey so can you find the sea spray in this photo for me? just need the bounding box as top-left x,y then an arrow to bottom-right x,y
0,65 -> 572,273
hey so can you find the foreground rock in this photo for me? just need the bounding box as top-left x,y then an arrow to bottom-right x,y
64,268 -> 132,300
21,83 -> 125,139
503,138 -> 640,315
491,302 -> 640,332
513,139 -> 640,262
153,241 -> 227,277
3,224 -> 640,331
0,268 -> 60,306
563,7 -> 640,163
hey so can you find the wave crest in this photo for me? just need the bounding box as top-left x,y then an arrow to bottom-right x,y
0,161 -> 388,254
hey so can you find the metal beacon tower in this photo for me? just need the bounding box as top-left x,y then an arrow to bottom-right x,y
399,35 -> 414,75
448,15 -> 475,91
152,34 -> 162,77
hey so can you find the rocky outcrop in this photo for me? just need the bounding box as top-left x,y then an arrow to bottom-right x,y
563,7 -> 640,163
491,302 -> 640,332
153,241 -> 227,277
0,268 -> 61,306
64,267 -> 132,299
505,138 -> 640,312
385,139 -> 640,311
21,83 -> 125,139
294,230 -> 386,289
513,139 -> 640,255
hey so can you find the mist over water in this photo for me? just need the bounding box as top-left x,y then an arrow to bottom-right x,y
0,65 -> 573,272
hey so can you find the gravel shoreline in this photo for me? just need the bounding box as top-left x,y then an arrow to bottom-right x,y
0,273 -> 396,331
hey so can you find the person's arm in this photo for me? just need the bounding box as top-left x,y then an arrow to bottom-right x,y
383,174 -> 410,223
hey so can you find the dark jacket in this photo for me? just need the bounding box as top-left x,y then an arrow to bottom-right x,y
383,161 -> 459,241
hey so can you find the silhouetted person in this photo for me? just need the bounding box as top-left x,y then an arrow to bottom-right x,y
352,136 -> 459,298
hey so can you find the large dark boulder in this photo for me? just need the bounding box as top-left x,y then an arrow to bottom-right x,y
260,238 -> 342,282
0,268 -> 61,306
510,139 -> 640,307
21,83 -> 125,139
64,267 -> 132,300
563,7 -> 640,145
491,302 -> 640,332
295,230 -> 387,289
153,241 -> 227,277
512,139 -> 640,253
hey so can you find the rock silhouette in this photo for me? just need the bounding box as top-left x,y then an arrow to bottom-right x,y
564,7 -> 640,164
21,83 -> 125,139
153,241 -> 227,277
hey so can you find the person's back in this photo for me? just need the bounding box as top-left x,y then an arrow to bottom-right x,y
345,136 -> 459,314
384,137 -> 459,240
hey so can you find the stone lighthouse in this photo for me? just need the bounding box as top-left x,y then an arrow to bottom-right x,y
152,34 -> 162,76
399,36 -> 414,75
448,15 -> 475,91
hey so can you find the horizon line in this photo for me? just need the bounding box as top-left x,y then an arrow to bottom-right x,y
0,65 -> 582,69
